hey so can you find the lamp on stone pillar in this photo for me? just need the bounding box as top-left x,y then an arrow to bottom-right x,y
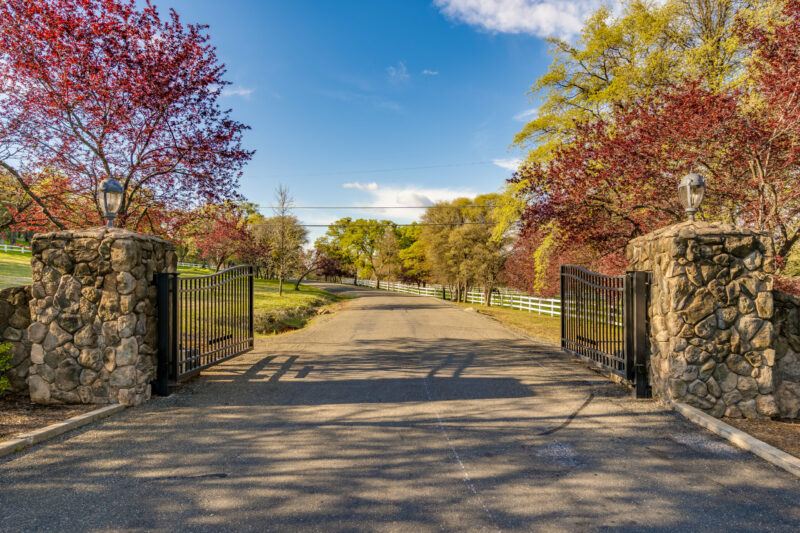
678,172 -> 705,222
98,177 -> 124,228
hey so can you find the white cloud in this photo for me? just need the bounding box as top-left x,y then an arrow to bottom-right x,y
343,182 -> 379,191
221,86 -> 254,98
386,61 -> 410,83
492,158 -> 522,171
434,0 -> 605,39
422,69 -> 439,76
513,108 -> 538,121
341,182 -> 477,222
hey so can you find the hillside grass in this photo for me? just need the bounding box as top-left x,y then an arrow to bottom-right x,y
0,251 -> 347,334
454,301 -> 561,346
0,251 -> 33,289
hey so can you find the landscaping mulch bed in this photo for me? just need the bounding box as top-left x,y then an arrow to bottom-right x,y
0,393 -> 97,442
724,417 -> 800,459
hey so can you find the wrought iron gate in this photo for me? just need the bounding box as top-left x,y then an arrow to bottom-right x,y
153,266 -> 254,395
560,265 -> 651,398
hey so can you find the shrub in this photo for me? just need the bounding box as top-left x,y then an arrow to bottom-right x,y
775,275 -> 800,297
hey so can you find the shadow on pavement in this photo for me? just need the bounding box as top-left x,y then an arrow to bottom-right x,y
1,292 -> 799,532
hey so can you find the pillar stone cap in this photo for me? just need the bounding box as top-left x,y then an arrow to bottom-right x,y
31,227 -> 173,246
629,220 -> 768,246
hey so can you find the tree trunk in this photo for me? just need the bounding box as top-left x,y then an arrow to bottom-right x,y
278,276 -> 283,296
294,268 -> 313,290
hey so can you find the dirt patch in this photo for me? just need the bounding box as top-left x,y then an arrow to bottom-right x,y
0,393 -> 97,442
724,417 -> 800,459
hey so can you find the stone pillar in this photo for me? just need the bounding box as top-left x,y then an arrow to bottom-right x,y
771,291 -> 800,418
26,228 -> 175,406
0,285 -> 32,392
627,221 -> 778,419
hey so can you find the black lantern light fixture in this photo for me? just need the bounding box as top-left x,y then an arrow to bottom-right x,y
678,172 -> 705,222
99,177 -> 124,228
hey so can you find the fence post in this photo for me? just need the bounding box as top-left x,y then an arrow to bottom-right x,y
248,266 -> 254,346
154,272 -> 178,396
625,271 -> 651,399
560,266 -> 565,347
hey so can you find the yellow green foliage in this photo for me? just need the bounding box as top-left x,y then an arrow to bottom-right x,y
503,0 -> 780,233
514,0 -> 753,157
531,224 -> 559,295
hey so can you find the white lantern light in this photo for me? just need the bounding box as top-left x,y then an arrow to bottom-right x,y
678,172 -> 705,222
99,177 -> 124,227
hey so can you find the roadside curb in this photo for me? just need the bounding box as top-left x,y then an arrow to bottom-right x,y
673,402 -> 800,478
0,404 -> 127,459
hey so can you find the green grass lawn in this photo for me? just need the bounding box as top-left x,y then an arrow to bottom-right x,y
0,251 -> 346,335
454,301 -> 561,345
172,264 -> 346,314
0,251 -> 33,289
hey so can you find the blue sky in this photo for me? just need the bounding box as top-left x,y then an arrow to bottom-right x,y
158,0 -> 606,238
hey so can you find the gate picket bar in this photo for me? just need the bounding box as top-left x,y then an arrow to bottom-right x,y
154,266 -> 254,395
560,265 -> 651,398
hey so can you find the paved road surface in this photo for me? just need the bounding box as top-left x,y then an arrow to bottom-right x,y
1,284 -> 798,532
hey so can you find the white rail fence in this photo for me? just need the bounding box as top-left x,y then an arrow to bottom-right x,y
177,262 -> 207,269
342,278 -> 561,317
0,244 -> 31,254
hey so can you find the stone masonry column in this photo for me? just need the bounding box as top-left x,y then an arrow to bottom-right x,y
627,221 -> 779,419
26,228 -> 176,406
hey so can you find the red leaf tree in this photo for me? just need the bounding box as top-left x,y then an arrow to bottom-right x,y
194,204 -> 253,272
0,0 -> 252,231
508,1 -> 800,294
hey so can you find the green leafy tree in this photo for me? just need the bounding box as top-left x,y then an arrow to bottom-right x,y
262,186 -> 307,296
397,224 -> 430,285
420,194 -> 508,305
495,0 -> 765,240
328,219 -> 394,287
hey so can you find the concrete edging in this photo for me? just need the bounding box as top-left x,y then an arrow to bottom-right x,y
673,402 -> 800,478
0,403 -> 127,459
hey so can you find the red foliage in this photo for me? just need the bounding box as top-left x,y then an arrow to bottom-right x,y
775,276 -> 800,297
501,225 -> 622,297
316,252 -> 346,280
194,206 -> 252,271
509,0 -> 800,288
512,82 -> 749,268
0,0 -> 252,231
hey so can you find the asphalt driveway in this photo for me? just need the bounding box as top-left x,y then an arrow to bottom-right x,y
1,283 -> 798,532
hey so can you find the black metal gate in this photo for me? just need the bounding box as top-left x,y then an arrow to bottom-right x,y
153,266 -> 254,395
560,265 -> 651,398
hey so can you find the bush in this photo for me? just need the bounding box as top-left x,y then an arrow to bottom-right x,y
253,299 -> 328,335
0,342 -> 12,396
775,275 -> 800,297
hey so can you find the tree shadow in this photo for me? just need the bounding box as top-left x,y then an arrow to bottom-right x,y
1,312 -> 799,532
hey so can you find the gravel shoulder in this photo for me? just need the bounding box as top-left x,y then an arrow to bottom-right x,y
725,417 -> 800,458
0,394 -> 96,442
